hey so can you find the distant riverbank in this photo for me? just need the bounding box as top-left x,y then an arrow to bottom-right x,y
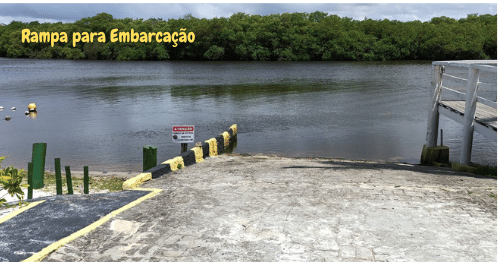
1,12 -> 496,61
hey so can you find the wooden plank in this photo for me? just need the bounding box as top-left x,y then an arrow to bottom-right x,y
438,104 -> 497,141
474,121 -> 497,142
439,100 -> 497,130
438,104 -> 464,125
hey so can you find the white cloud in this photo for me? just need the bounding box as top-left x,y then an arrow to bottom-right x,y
0,15 -> 62,25
0,3 -> 496,25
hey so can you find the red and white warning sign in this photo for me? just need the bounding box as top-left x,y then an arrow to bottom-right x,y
172,125 -> 195,143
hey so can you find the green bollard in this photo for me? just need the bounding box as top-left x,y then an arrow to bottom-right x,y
65,166 -> 73,195
31,143 -> 47,189
143,145 -> 157,171
84,166 -> 89,194
55,158 -> 62,195
181,143 -> 188,154
27,162 -> 33,200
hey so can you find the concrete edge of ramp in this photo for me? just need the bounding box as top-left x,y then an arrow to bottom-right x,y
123,124 -> 238,190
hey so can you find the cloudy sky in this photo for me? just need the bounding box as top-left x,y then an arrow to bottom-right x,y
0,3 -> 497,25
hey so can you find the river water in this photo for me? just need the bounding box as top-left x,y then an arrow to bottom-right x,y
0,58 -> 496,172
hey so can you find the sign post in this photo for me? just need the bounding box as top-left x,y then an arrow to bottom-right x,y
172,126 -> 194,154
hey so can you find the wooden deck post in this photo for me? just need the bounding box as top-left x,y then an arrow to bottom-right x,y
84,166 -> 89,194
31,143 -> 47,189
55,158 -> 63,195
27,162 -> 33,200
460,67 -> 480,164
425,65 -> 444,147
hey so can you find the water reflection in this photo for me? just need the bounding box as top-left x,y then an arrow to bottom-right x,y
28,112 -> 37,119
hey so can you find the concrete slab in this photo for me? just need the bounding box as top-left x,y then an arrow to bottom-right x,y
37,155 -> 497,261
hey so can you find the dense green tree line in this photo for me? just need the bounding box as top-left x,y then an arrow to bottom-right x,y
0,12 -> 496,61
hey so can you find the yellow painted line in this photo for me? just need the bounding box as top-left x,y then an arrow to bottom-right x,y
122,172 -> 152,190
23,188 -> 162,262
190,147 -> 204,163
230,124 -> 238,135
205,138 -> 218,157
162,156 -> 184,171
221,131 -> 230,149
0,200 -> 46,225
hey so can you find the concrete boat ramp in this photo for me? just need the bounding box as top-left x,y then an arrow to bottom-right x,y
2,154 -> 497,262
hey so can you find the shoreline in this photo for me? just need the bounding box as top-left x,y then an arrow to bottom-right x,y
5,152 -> 498,179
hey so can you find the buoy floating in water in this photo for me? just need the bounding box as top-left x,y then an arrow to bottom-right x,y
5,116 -> 11,121
0,106 -> 3,110
25,111 -> 29,115
28,103 -> 37,112
11,107 -> 16,111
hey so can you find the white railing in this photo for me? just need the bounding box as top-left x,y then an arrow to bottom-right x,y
439,62 -> 497,109
425,60 -> 497,164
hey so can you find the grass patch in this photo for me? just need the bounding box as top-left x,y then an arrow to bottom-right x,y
489,193 -> 497,199
26,172 -> 125,194
471,164 -> 497,178
237,153 -> 252,157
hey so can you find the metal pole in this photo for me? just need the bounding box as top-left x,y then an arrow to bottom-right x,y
27,162 -> 33,200
31,143 -> 47,189
143,145 -> 157,171
181,143 -> 188,154
65,166 -> 73,195
84,166 -> 89,194
55,158 -> 63,195
440,129 -> 443,147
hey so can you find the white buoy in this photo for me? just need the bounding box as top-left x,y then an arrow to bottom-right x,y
25,111 -> 29,115
0,106 -> 3,110
11,107 -> 16,111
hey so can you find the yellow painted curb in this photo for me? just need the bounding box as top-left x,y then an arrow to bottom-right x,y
205,138 -> 218,157
23,188 -> 162,262
162,156 -> 184,171
230,124 -> 238,135
0,200 -> 46,224
122,172 -> 152,190
221,131 -> 230,149
190,147 -> 204,163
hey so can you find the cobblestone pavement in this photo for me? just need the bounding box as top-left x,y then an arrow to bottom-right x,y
44,155 -> 497,262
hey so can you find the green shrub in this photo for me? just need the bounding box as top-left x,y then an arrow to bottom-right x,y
0,156 -> 29,208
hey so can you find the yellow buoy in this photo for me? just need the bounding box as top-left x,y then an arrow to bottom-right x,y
28,103 -> 37,112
